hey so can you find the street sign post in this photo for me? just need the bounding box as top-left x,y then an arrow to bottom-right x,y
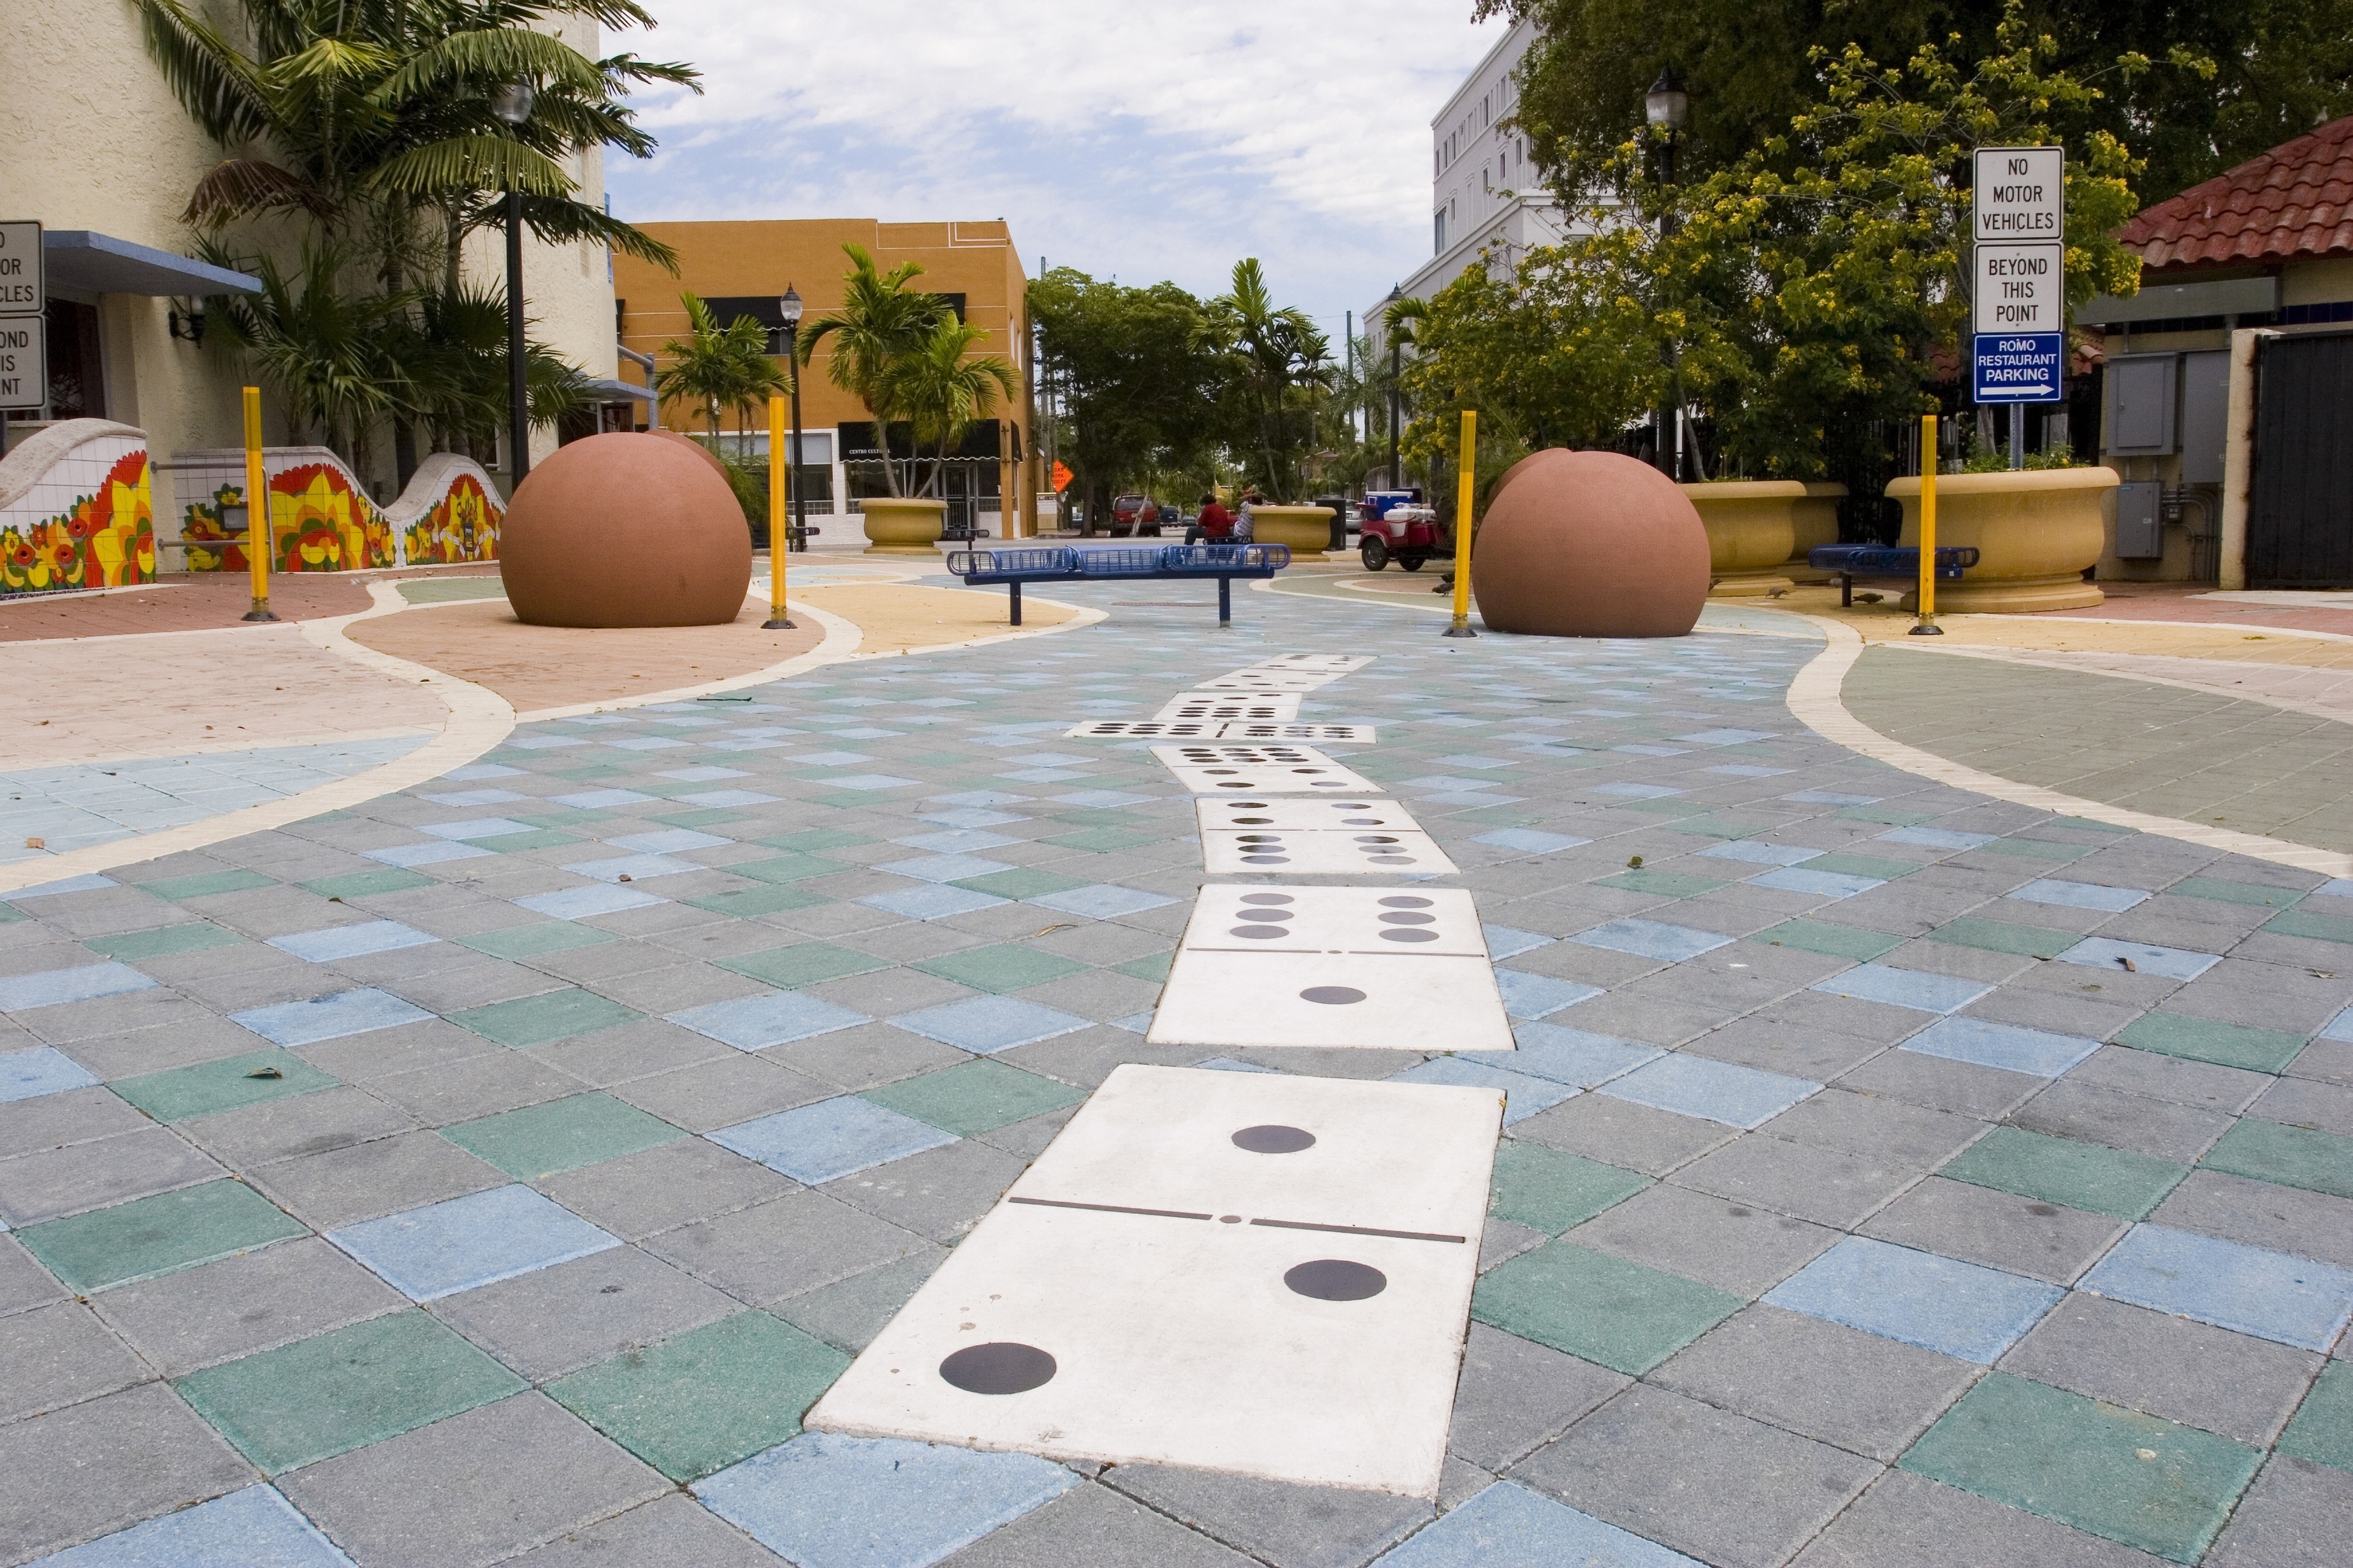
1971,151 -> 2062,410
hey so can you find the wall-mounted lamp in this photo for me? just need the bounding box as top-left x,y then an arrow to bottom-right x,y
168,301 -> 206,343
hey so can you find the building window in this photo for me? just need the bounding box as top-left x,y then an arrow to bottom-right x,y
1434,209 -> 1448,254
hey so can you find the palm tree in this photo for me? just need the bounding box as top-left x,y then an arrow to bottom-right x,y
1210,259 -> 1331,502
882,318 -> 1017,500
653,292 -> 790,456
799,243 -> 952,497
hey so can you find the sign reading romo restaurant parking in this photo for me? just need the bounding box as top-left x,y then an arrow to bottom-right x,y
1971,149 -> 2062,405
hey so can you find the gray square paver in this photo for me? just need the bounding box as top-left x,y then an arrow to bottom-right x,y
1996,1291 -> 2323,1446
644,1190 -> 930,1305
1861,1175 -> 2128,1285
2206,1457 -> 2353,1568
94,1234 -> 407,1377
1789,1467 -> 2171,1567
0,1383 -> 256,1564
431,1245 -> 742,1380
943,1481 -> 1257,1567
1566,1179 -> 1839,1295
1101,1462 -> 1431,1568
1445,1321 -> 1629,1472
1672,1134 -> 1919,1228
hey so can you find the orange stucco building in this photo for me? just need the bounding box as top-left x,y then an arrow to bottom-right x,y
613,219 -> 1037,535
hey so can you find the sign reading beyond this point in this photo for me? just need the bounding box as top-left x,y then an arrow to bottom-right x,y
1971,149 -> 2064,406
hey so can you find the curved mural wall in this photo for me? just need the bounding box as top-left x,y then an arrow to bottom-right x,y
0,421 -> 156,596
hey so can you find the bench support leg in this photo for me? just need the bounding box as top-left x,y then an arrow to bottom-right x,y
1840,573 -> 1853,608
1218,577 -> 1231,624
1009,583 -> 1022,626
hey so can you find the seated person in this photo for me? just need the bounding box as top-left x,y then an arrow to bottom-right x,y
1185,493 -> 1234,545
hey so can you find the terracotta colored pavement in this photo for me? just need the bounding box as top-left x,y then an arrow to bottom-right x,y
0,567 -> 501,642
2049,582 -> 2353,637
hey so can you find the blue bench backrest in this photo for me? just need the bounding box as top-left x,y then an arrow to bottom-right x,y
1073,548 -> 1168,578
946,548 -> 1079,577
1159,543 -> 1291,573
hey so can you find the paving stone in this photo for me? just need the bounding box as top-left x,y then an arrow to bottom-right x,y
326,1183 -> 619,1302
20,1179 -> 307,1293
2083,1223 -> 2353,1350
503,1492 -> 791,1566
439,1091 -> 684,1183
1512,1383 -> 1876,1568
1672,1133 -> 1916,1228
1445,1322 -> 1630,1472
2066,1044 -> 2269,1114
1568,1181 -> 1837,1295
2278,1360 -> 2353,1470
0,1297 -> 150,1423
1761,1086 -> 1985,1168
2206,1456 -> 2353,1568
1899,1371 -> 2261,1564
2248,1074 -> 2353,1135
1789,1468 -> 2172,1567
1486,1139 -> 1649,1235
1473,1241 -> 1742,1376
176,1307 -> 525,1473
431,1244 -> 741,1381
1835,1048 -> 2044,1119
1999,1293 -> 2322,1447
535,1135 -> 797,1241
447,987 -> 643,1049
1508,1095 -> 1727,1176
1373,1481 -> 1700,1568
1860,1174 -> 2125,1284
2115,1011 -> 2306,1074
2201,1118 -> 2353,1200
175,1084 -> 418,1170
0,1232 -> 69,1318
0,1123 -> 228,1228
644,1189 -> 931,1305
250,1128 -> 507,1232
943,1480 -> 1257,1567
858,1058 -> 1085,1137
822,1136 -> 1024,1243
0,1383 -> 257,1565
1101,1460 -> 1431,1568
25,1481 -> 360,1567
1941,1125 -> 2188,1221
2007,1081 -> 2227,1166
2148,1168 -> 2353,1270
1653,1301 -> 1978,1461
94,1235 -> 407,1379
279,1392 -> 667,1568
1765,1235 -> 2059,1363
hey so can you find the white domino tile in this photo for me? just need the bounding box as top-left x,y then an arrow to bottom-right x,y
1178,885 -> 1488,956
1198,797 -> 1426,832
1203,827 -> 1455,875
1219,724 -> 1377,743
1201,670 -> 1338,691
1151,744 -> 1379,795
1157,693 -> 1304,722
1064,721 -> 1227,739
804,1065 -> 1500,1497
1252,654 -> 1374,673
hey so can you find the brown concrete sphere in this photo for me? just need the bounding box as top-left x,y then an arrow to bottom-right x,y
649,426 -> 733,484
1470,449 -> 1708,638
500,433 -> 752,628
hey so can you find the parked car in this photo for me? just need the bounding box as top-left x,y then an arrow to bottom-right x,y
1109,494 -> 1164,536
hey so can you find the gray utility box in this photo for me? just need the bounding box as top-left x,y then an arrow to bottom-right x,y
2115,480 -> 2166,559
2105,350 -> 2230,481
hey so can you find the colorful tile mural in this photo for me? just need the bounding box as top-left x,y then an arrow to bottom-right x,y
0,447 -> 156,596
182,461 -> 395,574
401,469 -> 502,565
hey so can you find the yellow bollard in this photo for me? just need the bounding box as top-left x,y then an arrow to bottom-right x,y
1911,413 -> 1942,636
240,386 -> 276,622
764,394 -> 793,629
1444,409 -> 1479,638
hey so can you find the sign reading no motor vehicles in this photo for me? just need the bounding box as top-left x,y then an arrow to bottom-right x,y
1971,150 -> 2062,404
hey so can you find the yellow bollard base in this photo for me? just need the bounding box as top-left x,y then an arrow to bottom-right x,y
762,615 -> 795,629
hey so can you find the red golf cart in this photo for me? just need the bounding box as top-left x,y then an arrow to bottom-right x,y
1356,496 -> 1445,572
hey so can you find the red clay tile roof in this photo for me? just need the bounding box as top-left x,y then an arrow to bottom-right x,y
2121,115 -> 2353,272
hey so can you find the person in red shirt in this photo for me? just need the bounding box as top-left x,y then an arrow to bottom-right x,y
1186,493 -> 1234,545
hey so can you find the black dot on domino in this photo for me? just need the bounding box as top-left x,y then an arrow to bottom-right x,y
1285,1260 -> 1386,1300
1233,1124 -> 1316,1153
1379,896 -> 1434,908
1240,893 -> 1294,905
1300,986 -> 1366,1004
939,1342 -> 1057,1395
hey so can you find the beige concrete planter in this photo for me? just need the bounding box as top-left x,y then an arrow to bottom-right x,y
860,496 -> 948,555
1784,482 -> 1848,583
1886,467 -> 2117,613
1681,480 -> 1843,596
1249,505 -> 1336,559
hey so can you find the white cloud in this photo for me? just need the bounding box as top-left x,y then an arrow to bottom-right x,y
606,1 -> 1503,330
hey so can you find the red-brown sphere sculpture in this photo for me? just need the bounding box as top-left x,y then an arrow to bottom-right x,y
1471,449 -> 1709,637
500,432 -> 752,628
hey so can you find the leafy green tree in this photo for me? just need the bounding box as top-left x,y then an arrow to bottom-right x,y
799,243 -> 953,498
1208,260 -> 1333,503
654,292 -> 792,457
881,318 -> 1018,500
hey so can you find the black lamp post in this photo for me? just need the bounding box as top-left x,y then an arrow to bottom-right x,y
491,80 -> 536,487
1384,284 -> 1403,491
1645,68 -> 1690,478
777,285 -> 806,554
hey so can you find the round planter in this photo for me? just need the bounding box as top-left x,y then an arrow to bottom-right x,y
1783,482 -> 1847,583
1249,505 -> 1336,559
860,496 -> 948,555
1886,467 -> 2117,614
1681,480 -> 1804,596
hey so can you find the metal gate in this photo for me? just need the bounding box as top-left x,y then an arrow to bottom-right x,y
2248,329 -> 2353,587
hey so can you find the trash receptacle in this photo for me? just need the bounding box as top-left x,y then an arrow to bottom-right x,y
1312,494 -> 1350,554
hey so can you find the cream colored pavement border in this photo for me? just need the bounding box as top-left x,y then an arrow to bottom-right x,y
1,582 -> 1106,893
1785,614 -> 2353,879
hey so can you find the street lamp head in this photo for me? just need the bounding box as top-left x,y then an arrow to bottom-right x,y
778,285 -> 803,327
490,81 -> 537,127
1644,68 -> 1689,132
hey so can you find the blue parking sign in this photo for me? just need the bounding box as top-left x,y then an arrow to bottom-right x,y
1973,333 -> 2063,403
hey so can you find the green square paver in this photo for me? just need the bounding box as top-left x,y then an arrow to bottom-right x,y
759,830 -> 869,852
458,922 -> 613,961
730,854 -> 839,885
1618,798 -> 1704,819
1979,837 -> 2089,860
138,870 -> 274,901
686,885 -> 827,917
2263,909 -> 2353,945
1598,870 -> 1726,898
651,809 -> 744,830
2278,1360 -> 2353,1472
1808,853 -> 1921,882
547,1312 -> 848,1481
2200,1119 -> 2353,1200
860,1059 -> 1084,1137
1755,919 -> 1904,961
20,1181 -> 307,1293
2115,1012 -> 2306,1074
441,1091 -> 684,1181
914,943 -> 1087,994
1927,917 -> 2075,960
952,868 -> 1089,901
2171,877 -> 2305,909
1940,1126 -> 2187,1219
111,1049 -> 337,1124
301,868 -> 435,900
1899,1372 -> 2261,1563
450,988 -> 641,1048
474,828 -> 585,851
718,942 -> 885,989
1472,1242 -> 1741,1375
177,1311 -> 525,1474
1113,952 -> 1173,984
1837,805 -> 1934,826
83,923 -> 245,961
1489,1141 -> 1651,1235
1044,828 -> 1159,853
1665,816 -> 1772,839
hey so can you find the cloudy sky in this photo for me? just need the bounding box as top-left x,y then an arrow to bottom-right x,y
602,1 -> 1505,348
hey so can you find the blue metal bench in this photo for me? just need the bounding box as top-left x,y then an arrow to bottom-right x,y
946,543 -> 1291,625
1808,545 -> 1982,607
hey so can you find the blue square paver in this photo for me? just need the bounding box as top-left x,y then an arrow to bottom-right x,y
1482,926 -> 1553,960
1878,826 -> 1996,851
1472,829 -> 1591,854
607,828 -> 732,854
670,992 -> 869,1051
677,789 -> 783,808
1375,1482 -> 1699,1568
662,766 -> 753,782
2078,1224 -> 2353,1351
363,841 -> 489,868
1391,1057 -> 1575,1125
822,775 -> 921,793
604,737 -> 690,751
1902,1016 -> 2099,1077
7,874 -> 119,899
1,1046 -> 101,1103
1784,791 -> 1878,805
920,809 -> 1027,830
422,788 -> 525,807
932,791 -> 1031,809
1673,728 -> 1777,745
231,988 -> 432,1047
29,1483 -> 355,1567
1748,867 -> 1885,899
877,854 -> 1018,884
1025,885 -> 1180,920
2054,937 -> 2220,981
893,830 -> 1022,854
1477,1025 -> 1662,1088
443,763 -> 523,780
1495,970 -> 1603,1020
266,921 -> 437,964
1811,963 -> 1993,1015
710,1097 -> 958,1184
693,1432 -> 1078,1568
1589,783 -> 1682,800
1707,765 -> 1789,779
2323,1006 -> 2353,1043
1598,1053 -> 1820,1128
891,996 -> 1090,1055
2012,879 -> 2152,912
327,1184 -> 619,1301
561,853 -> 704,883
1571,920 -> 1734,963
1052,790 -> 1156,809
550,788 -> 662,810
859,886 -> 1011,921
1763,1235 -> 2060,1363
0,961 -> 158,1013
419,817 -> 535,840
1697,840 -> 1822,867
514,884 -> 666,919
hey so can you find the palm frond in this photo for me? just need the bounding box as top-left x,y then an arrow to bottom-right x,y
373,28 -> 604,104
367,136 -> 576,197
133,0 -> 271,143
184,158 -> 335,227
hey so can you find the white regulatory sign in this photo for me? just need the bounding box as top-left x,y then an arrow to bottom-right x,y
0,222 -> 41,313
1973,241 -> 2066,335
0,314 -> 43,412
1973,147 -> 2063,241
